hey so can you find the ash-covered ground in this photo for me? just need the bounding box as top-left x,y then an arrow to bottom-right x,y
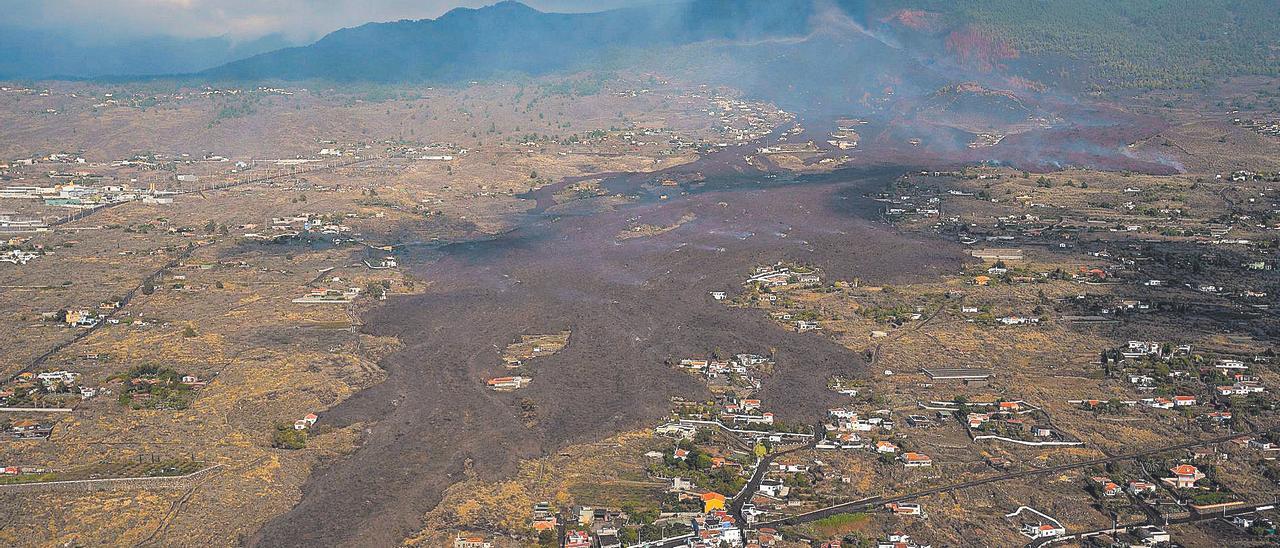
250,167 -> 966,546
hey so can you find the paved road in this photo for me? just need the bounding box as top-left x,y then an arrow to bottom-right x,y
15,240 -> 209,380
47,157 -> 377,228
730,452 -> 776,524
1029,500 -> 1279,547
756,426 -> 1278,529
730,423 -> 823,525
13,156 -> 381,381
634,534 -> 695,548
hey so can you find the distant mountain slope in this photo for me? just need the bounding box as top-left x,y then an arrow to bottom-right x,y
871,0 -> 1280,89
201,0 -> 1280,91
5,0 -> 1278,88
203,0 -> 816,82
0,29 -> 294,80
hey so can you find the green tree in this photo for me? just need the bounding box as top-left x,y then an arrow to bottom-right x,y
272,424 -> 307,450
537,530 -> 556,547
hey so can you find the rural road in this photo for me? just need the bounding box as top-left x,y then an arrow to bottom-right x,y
756,425 -> 1278,529
1028,499 -> 1280,547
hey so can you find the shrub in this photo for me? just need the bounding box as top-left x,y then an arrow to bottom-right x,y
272,424 -> 307,450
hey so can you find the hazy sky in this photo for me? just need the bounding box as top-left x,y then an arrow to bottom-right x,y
0,0 -> 657,43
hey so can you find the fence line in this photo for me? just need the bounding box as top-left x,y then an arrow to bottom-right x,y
0,464 -> 223,494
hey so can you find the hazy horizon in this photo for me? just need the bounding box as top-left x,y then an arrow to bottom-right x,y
0,0 -> 660,44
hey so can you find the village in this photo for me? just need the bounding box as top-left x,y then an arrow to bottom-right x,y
427,160 -> 1279,547
0,73 -> 826,547
0,39 -> 1278,546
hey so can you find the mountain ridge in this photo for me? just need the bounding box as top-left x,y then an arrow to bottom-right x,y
0,29 -> 296,80
201,0 -> 817,82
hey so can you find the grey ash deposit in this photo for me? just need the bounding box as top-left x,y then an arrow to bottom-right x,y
252,169 -> 965,547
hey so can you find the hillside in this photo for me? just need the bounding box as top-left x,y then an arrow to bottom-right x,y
202,0 -> 815,82
874,0 -> 1280,89
0,28 -> 294,80
199,0 -> 1280,92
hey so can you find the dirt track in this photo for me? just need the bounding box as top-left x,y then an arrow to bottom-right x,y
250,168 -> 967,547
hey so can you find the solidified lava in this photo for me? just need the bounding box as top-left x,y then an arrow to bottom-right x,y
250,169 -> 966,547
250,79 -> 1178,547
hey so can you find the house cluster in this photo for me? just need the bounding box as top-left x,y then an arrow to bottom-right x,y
706,94 -> 791,146
1,182 -> 173,208
875,188 -> 942,219
363,256 -> 397,270
39,308 -> 102,328
995,315 -> 1040,326
1088,474 -> 1169,500
0,214 -> 48,234
964,400 -> 1026,426
1230,434 -> 1280,457
970,413 -> 1073,445
1008,507 -> 1065,541
244,214 -> 353,240
65,309 -> 100,328
676,353 -> 771,394
816,407 -> 893,450
840,435 -> 933,467
292,287 -> 361,304
5,419 -> 54,440
292,413 -> 319,431
0,465 -> 49,476
718,397 -> 774,427
827,124 -> 860,150
1,369 -> 101,407
1,248 -> 40,264
486,376 -> 531,391
1141,395 -> 1198,409
745,263 -> 821,289
1089,459 -> 1236,518
1162,464 -> 1206,489
451,535 -> 492,548
653,415 -> 807,533
668,353 -> 817,447
34,370 -> 79,388
875,532 -> 931,548
1232,118 -> 1280,138
1119,340 -> 1193,360
926,398 -> 1078,447
384,138 -> 465,160
527,503 -> 628,548
115,368 -> 205,410
737,264 -> 838,332
1075,396 -> 1244,425
687,507 -> 743,547
615,127 -> 679,151
543,485 -> 772,547
1,151 -> 86,170
736,461 -> 820,523
1105,342 -> 1271,413
1213,359 -> 1268,397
